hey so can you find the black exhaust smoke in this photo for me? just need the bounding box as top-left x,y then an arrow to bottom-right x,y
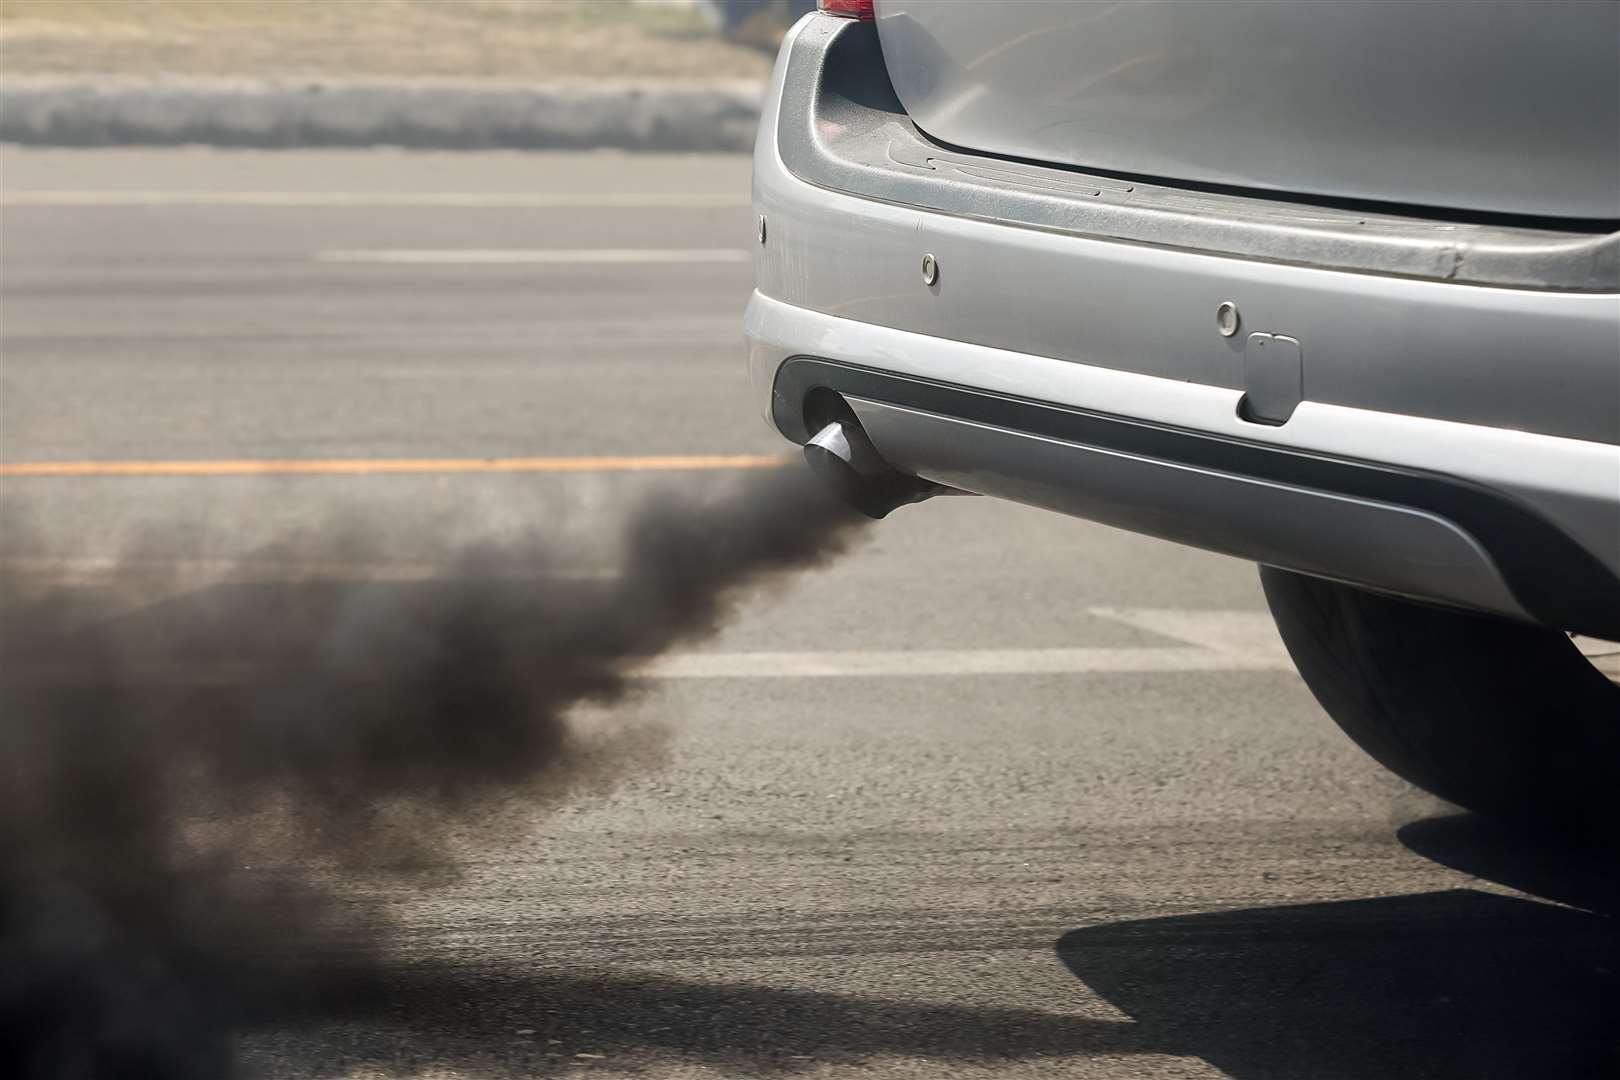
0,467 -> 865,1078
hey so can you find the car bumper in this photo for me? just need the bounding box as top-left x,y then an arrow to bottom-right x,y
747,15 -> 1620,636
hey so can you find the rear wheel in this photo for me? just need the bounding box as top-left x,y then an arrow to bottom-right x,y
1259,566 -> 1620,836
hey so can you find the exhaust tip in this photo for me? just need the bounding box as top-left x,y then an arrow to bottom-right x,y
803,419 -> 944,519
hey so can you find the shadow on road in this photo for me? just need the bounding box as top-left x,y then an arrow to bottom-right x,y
260,816 -> 1619,1079
1056,813 -> 1619,1080
1398,811 -> 1619,916
254,965 -> 1148,1077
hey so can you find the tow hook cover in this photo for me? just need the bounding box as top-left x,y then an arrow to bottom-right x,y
1242,332 -> 1303,425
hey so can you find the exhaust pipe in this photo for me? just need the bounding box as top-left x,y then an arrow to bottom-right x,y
802,418 -> 950,519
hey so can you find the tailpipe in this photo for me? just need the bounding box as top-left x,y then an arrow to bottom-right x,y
803,418 -> 949,519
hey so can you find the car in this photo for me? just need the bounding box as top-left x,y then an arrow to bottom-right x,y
745,0 -> 1620,832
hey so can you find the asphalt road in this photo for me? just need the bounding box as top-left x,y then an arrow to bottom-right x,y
2,147 -> 1615,1080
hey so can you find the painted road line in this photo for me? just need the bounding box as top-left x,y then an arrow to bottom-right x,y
10,645 -> 1296,687
639,645 -> 1294,679
1,191 -> 749,209
0,599 -> 1301,679
1087,606 -> 1291,664
315,248 -> 750,265
1,556 -> 617,585
1572,634 -> 1620,658
0,454 -> 788,478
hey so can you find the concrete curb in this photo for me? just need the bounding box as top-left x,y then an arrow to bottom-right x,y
0,77 -> 764,151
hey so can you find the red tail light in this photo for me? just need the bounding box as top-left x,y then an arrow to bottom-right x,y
818,0 -> 875,19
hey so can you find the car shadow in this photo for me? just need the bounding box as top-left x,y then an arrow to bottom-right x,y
250,964 -> 1150,1077
264,817 -> 1618,1079
1397,811 -> 1619,916
1056,814 -> 1619,1080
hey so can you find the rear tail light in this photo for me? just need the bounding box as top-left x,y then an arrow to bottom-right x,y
818,0 -> 875,19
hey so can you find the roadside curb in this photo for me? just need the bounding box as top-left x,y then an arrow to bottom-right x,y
0,77 -> 764,151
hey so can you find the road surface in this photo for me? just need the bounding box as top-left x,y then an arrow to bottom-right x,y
2,147 -> 1613,1080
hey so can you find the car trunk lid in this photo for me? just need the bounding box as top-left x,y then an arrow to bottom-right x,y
873,0 -> 1619,221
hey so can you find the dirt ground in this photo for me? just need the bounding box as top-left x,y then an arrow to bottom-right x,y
0,0 -> 777,80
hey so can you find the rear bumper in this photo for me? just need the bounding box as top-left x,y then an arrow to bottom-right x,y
748,15 -> 1620,636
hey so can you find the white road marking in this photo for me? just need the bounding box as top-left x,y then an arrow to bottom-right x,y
640,608 -> 1295,678
1087,606 -> 1292,664
640,644 -> 1293,679
0,555 -> 616,585
315,248 -> 749,265
1571,634 -> 1620,681
1571,634 -> 1620,658
1,191 -> 748,209
11,646 -> 1294,687
3,574 -> 1297,678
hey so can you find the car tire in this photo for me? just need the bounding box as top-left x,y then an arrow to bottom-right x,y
1258,566 -> 1620,836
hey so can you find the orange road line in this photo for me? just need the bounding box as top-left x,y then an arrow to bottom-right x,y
0,454 -> 791,478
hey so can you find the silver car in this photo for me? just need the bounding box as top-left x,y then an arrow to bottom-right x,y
747,1 -> 1620,830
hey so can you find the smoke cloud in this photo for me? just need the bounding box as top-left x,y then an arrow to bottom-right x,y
0,467 -> 864,1078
